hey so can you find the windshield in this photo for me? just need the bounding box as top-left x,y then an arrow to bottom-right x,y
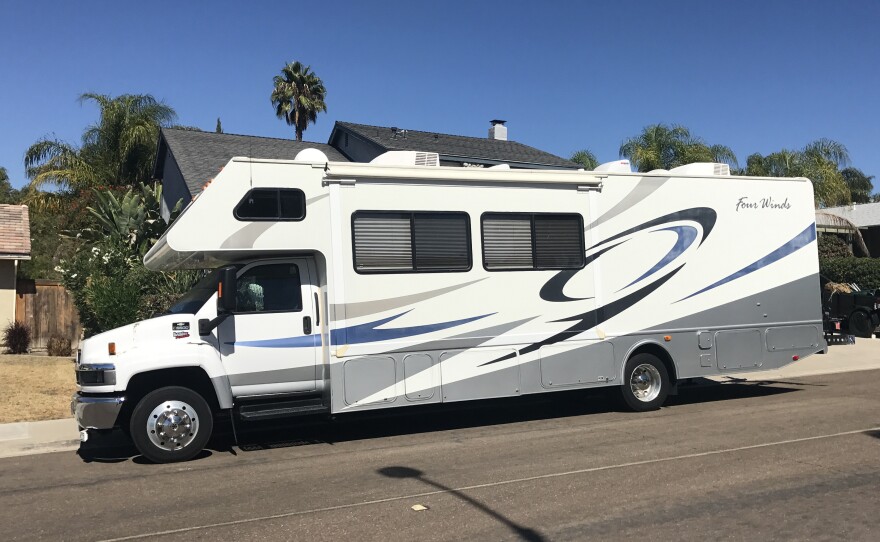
166,270 -> 221,315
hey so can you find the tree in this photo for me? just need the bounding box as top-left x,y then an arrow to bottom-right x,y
840,167 -> 874,204
745,139 -> 853,207
0,167 -> 21,204
271,61 -> 327,141
24,93 -> 176,191
216,117 -> 223,134
570,150 -> 598,170
619,124 -> 738,172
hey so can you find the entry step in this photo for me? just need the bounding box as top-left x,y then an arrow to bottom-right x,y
238,398 -> 328,421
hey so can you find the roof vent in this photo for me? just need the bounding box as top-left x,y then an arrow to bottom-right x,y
293,148 -> 329,163
669,162 -> 730,176
370,151 -> 439,167
593,160 -> 632,173
489,119 -> 507,141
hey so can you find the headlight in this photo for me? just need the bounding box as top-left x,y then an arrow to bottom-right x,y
76,364 -> 117,386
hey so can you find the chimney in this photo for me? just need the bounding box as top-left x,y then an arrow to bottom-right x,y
488,119 -> 507,141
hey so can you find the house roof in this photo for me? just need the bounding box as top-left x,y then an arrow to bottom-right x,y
0,205 -> 31,259
821,202 -> 880,228
331,121 -> 579,169
154,128 -> 350,196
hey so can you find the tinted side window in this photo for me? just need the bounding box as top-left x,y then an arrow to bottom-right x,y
236,263 -> 302,313
235,189 -> 305,221
482,213 -> 584,270
352,211 -> 471,273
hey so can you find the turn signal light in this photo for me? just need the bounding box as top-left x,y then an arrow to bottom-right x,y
663,336 -> 672,342
108,342 -> 116,356
792,355 -> 799,361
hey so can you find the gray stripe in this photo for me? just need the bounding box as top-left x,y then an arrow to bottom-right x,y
334,278 -> 486,319
220,222 -> 275,249
228,366 -> 316,387
585,177 -> 669,231
385,316 -> 539,355
306,193 -> 329,204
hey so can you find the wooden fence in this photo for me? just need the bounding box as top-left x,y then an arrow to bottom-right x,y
15,279 -> 82,351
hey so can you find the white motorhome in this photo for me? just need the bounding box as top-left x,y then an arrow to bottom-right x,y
72,151 -> 826,463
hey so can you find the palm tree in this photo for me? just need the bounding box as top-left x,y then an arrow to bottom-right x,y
570,149 -> 598,170
271,61 -> 327,141
841,167 -> 874,204
24,93 -> 176,191
745,140 -> 852,207
619,124 -> 738,172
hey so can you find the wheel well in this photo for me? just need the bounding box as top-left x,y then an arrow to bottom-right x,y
120,367 -> 219,425
628,343 -> 677,384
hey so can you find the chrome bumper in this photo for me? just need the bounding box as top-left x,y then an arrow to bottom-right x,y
71,393 -> 125,430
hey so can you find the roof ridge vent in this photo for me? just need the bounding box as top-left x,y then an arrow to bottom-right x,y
370,151 -> 440,167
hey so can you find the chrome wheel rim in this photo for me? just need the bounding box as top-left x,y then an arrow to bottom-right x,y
630,364 -> 662,403
146,400 -> 199,451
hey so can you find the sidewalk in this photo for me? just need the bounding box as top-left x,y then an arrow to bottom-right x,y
1,338 -> 878,460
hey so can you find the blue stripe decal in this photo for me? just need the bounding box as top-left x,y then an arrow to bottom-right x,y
680,223 -> 816,301
229,311 -> 493,349
621,225 -> 697,290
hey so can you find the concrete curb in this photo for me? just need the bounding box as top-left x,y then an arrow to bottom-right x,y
0,418 -> 80,459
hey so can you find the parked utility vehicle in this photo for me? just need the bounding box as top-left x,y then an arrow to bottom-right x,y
72,151 -> 826,462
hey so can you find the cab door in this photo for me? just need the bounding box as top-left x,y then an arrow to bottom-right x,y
218,259 -> 319,396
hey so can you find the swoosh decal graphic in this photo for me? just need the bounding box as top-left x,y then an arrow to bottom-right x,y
539,244 -> 620,302
589,207 -> 716,250
332,279 -> 486,319
481,265 -> 685,366
621,225 -> 697,290
584,177 -> 669,231
230,311 -> 493,348
679,223 -> 816,301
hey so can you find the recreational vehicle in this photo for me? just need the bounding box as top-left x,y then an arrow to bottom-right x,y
72,150 -> 826,463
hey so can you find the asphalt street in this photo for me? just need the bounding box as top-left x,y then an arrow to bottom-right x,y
0,370 -> 878,541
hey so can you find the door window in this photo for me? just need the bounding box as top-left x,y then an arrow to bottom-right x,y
235,263 -> 303,313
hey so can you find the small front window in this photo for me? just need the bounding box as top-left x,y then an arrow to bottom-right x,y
234,189 -> 306,221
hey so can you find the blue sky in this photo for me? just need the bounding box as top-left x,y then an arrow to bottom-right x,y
2,0 -> 879,190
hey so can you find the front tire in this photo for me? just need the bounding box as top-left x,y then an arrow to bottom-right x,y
620,354 -> 670,411
129,386 -> 213,463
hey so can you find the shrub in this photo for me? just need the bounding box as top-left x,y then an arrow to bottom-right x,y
3,321 -> 31,354
46,335 -> 73,357
820,257 -> 880,290
817,235 -> 852,259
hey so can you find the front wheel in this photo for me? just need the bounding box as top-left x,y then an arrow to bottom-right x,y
620,354 -> 670,412
129,386 -> 213,463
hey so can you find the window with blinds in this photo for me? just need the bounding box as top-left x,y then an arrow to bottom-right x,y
482,213 -> 584,270
352,212 -> 471,273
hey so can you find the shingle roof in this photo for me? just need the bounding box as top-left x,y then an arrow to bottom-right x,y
822,202 -> 880,228
333,122 -> 578,169
0,205 -> 31,258
155,128 -> 350,196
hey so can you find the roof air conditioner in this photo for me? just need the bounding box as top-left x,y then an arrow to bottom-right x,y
669,163 -> 731,176
593,160 -> 632,173
293,148 -> 329,162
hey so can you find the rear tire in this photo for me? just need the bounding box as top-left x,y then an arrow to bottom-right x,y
848,310 -> 874,339
129,386 -> 213,463
620,354 -> 670,411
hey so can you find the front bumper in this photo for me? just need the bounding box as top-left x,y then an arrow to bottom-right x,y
71,393 -> 126,429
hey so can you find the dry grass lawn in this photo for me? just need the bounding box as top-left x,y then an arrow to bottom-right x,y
0,354 -> 76,423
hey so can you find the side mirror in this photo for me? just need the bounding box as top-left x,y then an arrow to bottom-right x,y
217,266 -> 237,313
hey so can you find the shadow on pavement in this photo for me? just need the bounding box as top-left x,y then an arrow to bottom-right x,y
378,465 -> 545,541
76,379 -> 804,462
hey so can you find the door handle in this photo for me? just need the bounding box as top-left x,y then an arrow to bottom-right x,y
303,316 -> 312,335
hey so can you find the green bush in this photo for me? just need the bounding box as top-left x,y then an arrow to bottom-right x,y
817,235 -> 852,259
820,257 -> 880,290
46,335 -> 73,357
3,321 -> 31,354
